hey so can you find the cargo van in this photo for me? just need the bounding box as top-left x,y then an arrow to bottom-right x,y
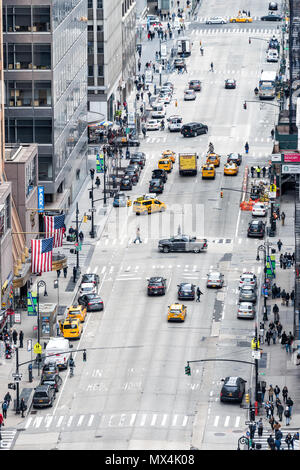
44,337 -> 72,369
151,103 -> 165,119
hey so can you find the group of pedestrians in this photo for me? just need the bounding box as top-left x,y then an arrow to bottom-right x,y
250,166 -> 268,178
279,252 -> 295,269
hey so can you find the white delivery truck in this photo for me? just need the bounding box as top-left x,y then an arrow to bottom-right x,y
177,37 -> 191,57
44,337 -> 72,370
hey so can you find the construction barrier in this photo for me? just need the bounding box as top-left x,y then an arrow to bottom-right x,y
240,201 -> 255,210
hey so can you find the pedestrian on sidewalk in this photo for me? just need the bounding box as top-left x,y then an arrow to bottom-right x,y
259,322 -> 265,344
285,292 -> 290,306
286,397 -> 294,416
268,385 -> 274,402
285,406 -> 291,425
272,328 -> 277,344
282,386 -> 288,403
285,433 -> 294,450
282,256 -> 287,270
250,166 -> 255,177
245,142 -> 249,154
281,289 -> 286,305
291,289 -> 295,306
279,254 -> 283,269
249,422 -> 256,439
4,392 -> 11,409
256,165 -> 261,177
133,227 -> 142,244
277,239 -> 283,252
266,328 -> 272,346
276,322 -> 283,338
20,398 -> 26,418
95,176 -> 100,189
0,412 -> 4,437
257,418 -> 263,437
286,335 -> 292,354
63,266 -> 68,278
269,415 -> 275,430
210,62 -> 214,72
272,283 -> 277,299
73,266 -> 77,283
196,287 -> 203,302
277,401 -> 284,421
79,231 -> 84,243
2,400 -> 8,419
142,126 -> 147,139
57,269 -> 61,278
261,382 -> 266,403
274,385 -> 280,400
281,331 -> 287,349
12,329 -> 17,345
265,401 -> 271,418
262,166 -> 266,177
273,303 -> 279,321
281,211 -> 286,225
19,330 -> 24,348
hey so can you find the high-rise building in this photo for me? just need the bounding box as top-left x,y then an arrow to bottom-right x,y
3,0 -> 88,209
87,0 -> 123,121
122,1 -> 136,102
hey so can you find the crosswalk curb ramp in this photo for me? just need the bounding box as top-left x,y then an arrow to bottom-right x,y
0,429 -> 17,449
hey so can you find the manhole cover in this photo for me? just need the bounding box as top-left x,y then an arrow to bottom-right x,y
214,432 -> 226,436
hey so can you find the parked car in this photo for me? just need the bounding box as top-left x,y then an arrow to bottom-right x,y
32,385 -> 55,408
124,170 -> 139,185
220,377 -> 246,403
40,373 -> 62,393
130,152 -> 146,168
81,273 -> 99,287
79,282 -> 97,296
206,16 -> 227,24
109,136 -> 140,147
147,119 -> 160,131
239,272 -> 257,289
120,175 -> 133,190
252,202 -> 267,217
237,302 -> 256,319
239,285 -> 257,303
78,293 -> 104,311
168,115 -> 183,132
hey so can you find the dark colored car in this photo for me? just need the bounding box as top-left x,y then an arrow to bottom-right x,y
247,220 -> 265,238
110,136 -> 140,147
238,285 -> 257,304
152,169 -> 168,183
147,276 -> 167,296
269,1 -> 278,10
250,185 -> 262,200
227,153 -> 242,166
261,13 -> 282,21
126,163 -> 141,176
149,178 -> 164,193
33,385 -> 56,408
189,80 -> 201,91
120,176 -> 133,190
130,152 -> 146,168
174,58 -> 185,68
220,376 -> 246,403
41,362 -> 59,379
225,79 -> 236,89
81,273 -> 99,287
41,373 -> 63,393
181,122 -> 208,137
268,39 -> 279,51
113,193 -> 127,207
177,283 -> 196,300
78,293 -> 104,311
124,170 -> 138,185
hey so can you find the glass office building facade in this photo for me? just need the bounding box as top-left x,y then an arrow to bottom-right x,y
3,0 -> 88,207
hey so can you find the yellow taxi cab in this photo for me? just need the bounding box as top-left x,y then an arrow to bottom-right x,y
206,153 -> 220,167
224,162 -> 238,175
67,304 -> 87,323
167,303 -> 187,322
229,15 -> 253,23
158,157 -> 173,172
162,150 -> 176,163
133,196 -> 166,215
201,164 -> 215,179
61,318 -> 83,340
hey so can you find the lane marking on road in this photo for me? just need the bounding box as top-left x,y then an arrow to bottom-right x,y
182,416 -> 189,426
213,416 -> 220,427
56,416 -> 64,427
77,415 -> 85,427
150,414 -> 157,426
224,416 -> 230,427
101,266 -> 106,274
130,413 -> 136,426
235,416 -> 241,427
67,416 -> 73,427
140,414 -> 147,426
88,415 -> 94,427
161,414 -> 168,426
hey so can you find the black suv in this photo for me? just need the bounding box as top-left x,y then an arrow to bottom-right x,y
247,220 -> 265,238
41,373 -> 62,393
220,376 -> 246,403
181,122 -> 208,137
177,283 -> 195,300
149,178 -> 164,194
147,277 -> 167,296
120,176 -> 133,190
33,385 -> 56,408
152,169 -> 168,183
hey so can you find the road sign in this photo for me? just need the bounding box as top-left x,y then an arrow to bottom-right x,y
252,350 -> 261,360
12,373 -> 22,378
13,376 -> 22,382
33,342 -> 42,354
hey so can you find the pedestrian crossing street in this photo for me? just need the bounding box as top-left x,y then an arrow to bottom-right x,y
249,429 -> 300,450
0,429 -> 17,449
23,412 -> 191,433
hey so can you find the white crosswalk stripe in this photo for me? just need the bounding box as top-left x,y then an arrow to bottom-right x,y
23,412 -> 191,431
0,429 -> 17,449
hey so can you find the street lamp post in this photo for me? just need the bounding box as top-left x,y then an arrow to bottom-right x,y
36,280 -> 47,376
257,243 -> 271,322
89,168 -> 95,238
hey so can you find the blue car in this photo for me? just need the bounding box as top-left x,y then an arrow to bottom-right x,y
113,193 -> 127,207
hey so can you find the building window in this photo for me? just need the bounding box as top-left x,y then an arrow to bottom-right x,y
7,44 -> 32,70
98,65 -> 103,76
14,6 -> 31,32
88,65 -> 94,76
97,44 -> 103,53
34,81 -> 51,106
35,119 -> 52,144
97,0 -> 103,8
33,6 -> 50,32
8,81 -> 32,107
17,119 -> 33,142
97,25 -> 103,31
88,41 -> 94,54
88,0 -> 93,7
38,155 -> 53,181
33,44 -> 51,70
87,25 -> 93,31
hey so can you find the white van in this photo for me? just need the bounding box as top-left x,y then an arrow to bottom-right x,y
267,49 -> 279,62
44,337 -> 72,369
252,202 -> 267,217
151,103 -> 166,119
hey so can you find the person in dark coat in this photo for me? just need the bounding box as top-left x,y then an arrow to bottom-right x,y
196,287 -> 203,302
2,401 -> 8,419
267,434 -> 275,450
63,266 -> 68,278
282,385 -> 288,403
12,329 -> 17,345
20,398 -> 26,418
281,289 -> 286,305
277,401 -> 284,421
277,239 -> 283,252
281,331 -> 287,347
285,292 -> 290,306
19,330 -> 24,348
4,392 -> 11,409
73,266 -> 77,283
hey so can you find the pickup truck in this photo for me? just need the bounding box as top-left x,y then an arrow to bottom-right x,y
158,235 -> 208,253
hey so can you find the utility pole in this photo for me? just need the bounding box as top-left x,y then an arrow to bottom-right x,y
103,150 -> 107,205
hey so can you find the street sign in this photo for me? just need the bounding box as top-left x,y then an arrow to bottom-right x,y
37,186 -> 45,213
252,350 -> 261,360
33,342 -> 42,354
12,373 -> 22,378
13,376 -> 22,382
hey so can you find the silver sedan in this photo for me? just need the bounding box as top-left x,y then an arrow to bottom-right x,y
237,302 -> 256,319
239,286 -> 257,304
206,16 -> 227,24
207,271 -> 224,288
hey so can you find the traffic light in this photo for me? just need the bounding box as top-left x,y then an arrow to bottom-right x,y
250,407 -> 255,421
83,350 -> 87,362
90,168 -> 95,179
220,191 -> 223,198
245,393 -> 250,403
185,364 -> 191,376
249,37 -> 251,44
243,101 -> 247,110
83,214 -> 88,223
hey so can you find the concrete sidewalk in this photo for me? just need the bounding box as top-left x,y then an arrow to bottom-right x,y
0,153 -> 113,438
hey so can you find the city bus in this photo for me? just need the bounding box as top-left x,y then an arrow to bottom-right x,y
258,71 -> 277,100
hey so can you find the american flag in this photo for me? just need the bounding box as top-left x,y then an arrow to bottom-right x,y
31,237 -> 54,274
44,214 -> 65,247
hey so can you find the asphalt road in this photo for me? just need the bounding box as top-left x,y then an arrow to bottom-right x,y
14,0 -> 281,450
